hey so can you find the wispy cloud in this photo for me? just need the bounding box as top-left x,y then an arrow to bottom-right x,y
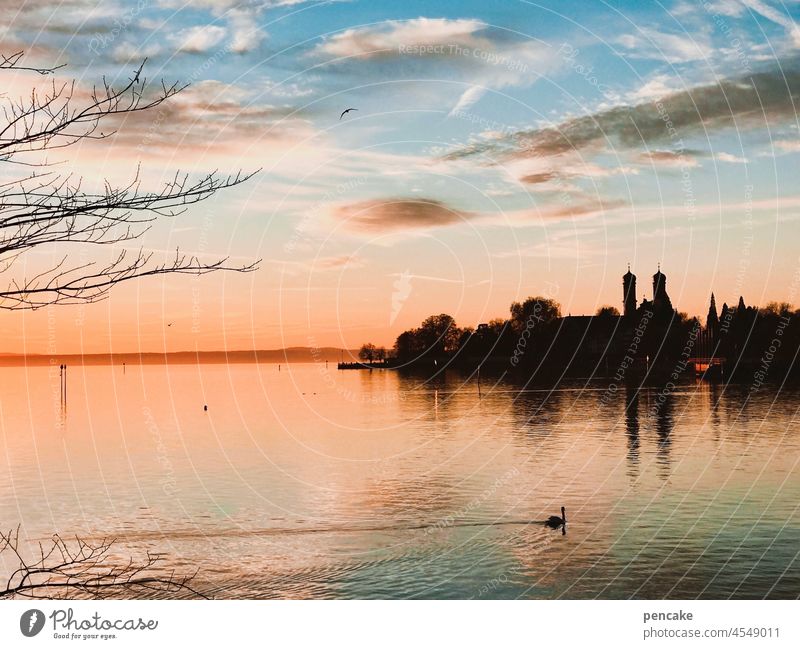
313,17 -> 560,114
443,61 -> 800,170
775,139 -> 800,153
0,0 -> 122,36
106,80 -> 311,152
617,27 -> 713,64
486,198 -> 628,227
739,0 -> 800,46
314,254 -> 366,270
716,151 -> 749,164
637,149 -> 703,167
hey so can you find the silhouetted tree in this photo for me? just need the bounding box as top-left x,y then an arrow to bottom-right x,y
595,305 -> 620,317
0,52 -> 258,309
359,343 -> 377,363
417,313 -> 461,355
510,296 -> 561,332
485,318 -> 509,335
457,326 -> 475,349
759,301 -> 793,318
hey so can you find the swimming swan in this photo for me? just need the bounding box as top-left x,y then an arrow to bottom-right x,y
545,506 -> 566,528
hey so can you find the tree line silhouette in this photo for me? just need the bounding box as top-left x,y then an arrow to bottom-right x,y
359,295 -> 800,383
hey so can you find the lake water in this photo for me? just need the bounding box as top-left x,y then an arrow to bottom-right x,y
1,362 -> 799,599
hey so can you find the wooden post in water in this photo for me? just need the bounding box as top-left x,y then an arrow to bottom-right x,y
59,364 -> 67,406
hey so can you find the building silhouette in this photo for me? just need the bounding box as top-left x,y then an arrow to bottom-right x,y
620,264 -> 675,320
651,265 -> 673,316
623,264 -> 637,317
394,263 -> 800,384
706,293 -> 719,342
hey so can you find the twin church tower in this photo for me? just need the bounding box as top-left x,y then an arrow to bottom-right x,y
622,264 -> 674,318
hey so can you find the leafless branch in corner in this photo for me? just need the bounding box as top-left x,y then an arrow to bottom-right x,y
0,52 -> 260,310
0,526 -> 207,600
0,51 -> 65,75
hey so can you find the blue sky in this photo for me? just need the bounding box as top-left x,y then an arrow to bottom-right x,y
2,0 -> 800,351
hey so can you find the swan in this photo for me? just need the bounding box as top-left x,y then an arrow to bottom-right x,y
545,506 -> 566,528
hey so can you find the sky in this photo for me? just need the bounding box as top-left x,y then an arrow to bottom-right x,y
1,0 -> 800,353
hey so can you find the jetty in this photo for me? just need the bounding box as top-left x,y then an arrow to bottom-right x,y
337,361 -> 390,370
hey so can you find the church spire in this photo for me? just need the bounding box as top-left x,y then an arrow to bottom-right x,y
707,292 -> 719,334
652,265 -> 672,314
622,265 -> 637,317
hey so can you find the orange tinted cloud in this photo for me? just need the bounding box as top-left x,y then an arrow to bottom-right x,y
334,198 -> 473,233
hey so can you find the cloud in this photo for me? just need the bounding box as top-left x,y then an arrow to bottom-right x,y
626,75 -> 686,102
700,0 -> 746,18
314,17 -> 487,60
637,149 -> 703,167
314,255 -> 366,270
330,193 -> 625,238
333,198 -> 473,233
154,1 -> 273,55
228,8 -> 265,53
448,85 -> 486,117
739,0 -> 800,47
495,198 -> 628,226
774,139 -> 800,153
163,0 -> 327,10
520,172 -> 559,185
313,17 -> 560,114
716,151 -> 749,163
94,80 -> 314,163
493,240 -> 612,260
443,61 -> 800,165
617,27 -> 714,64
171,25 -> 227,53
111,41 -> 163,64
0,0 -> 123,36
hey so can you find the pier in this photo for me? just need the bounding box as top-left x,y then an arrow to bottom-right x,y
337,361 -> 390,370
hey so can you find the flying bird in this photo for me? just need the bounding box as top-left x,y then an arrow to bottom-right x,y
339,107 -> 358,120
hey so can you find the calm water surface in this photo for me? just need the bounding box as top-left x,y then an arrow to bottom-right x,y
1,363 -> 799,598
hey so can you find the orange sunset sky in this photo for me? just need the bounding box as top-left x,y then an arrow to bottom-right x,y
2,1 -> 799,354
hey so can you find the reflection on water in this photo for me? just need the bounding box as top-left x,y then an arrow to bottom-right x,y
625,384 -> 640,477
1,363 -> 799,599
655,389 -> 674,479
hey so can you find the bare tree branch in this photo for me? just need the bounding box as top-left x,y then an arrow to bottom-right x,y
0,51 -> 65,75
0,526 -> 207,599
0,52 -> 259,310
0,58 -> 181,156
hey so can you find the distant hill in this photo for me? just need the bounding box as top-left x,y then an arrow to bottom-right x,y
0,347 -> 361,367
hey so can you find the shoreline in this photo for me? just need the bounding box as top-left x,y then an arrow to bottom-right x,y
0,348 -> 359,367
